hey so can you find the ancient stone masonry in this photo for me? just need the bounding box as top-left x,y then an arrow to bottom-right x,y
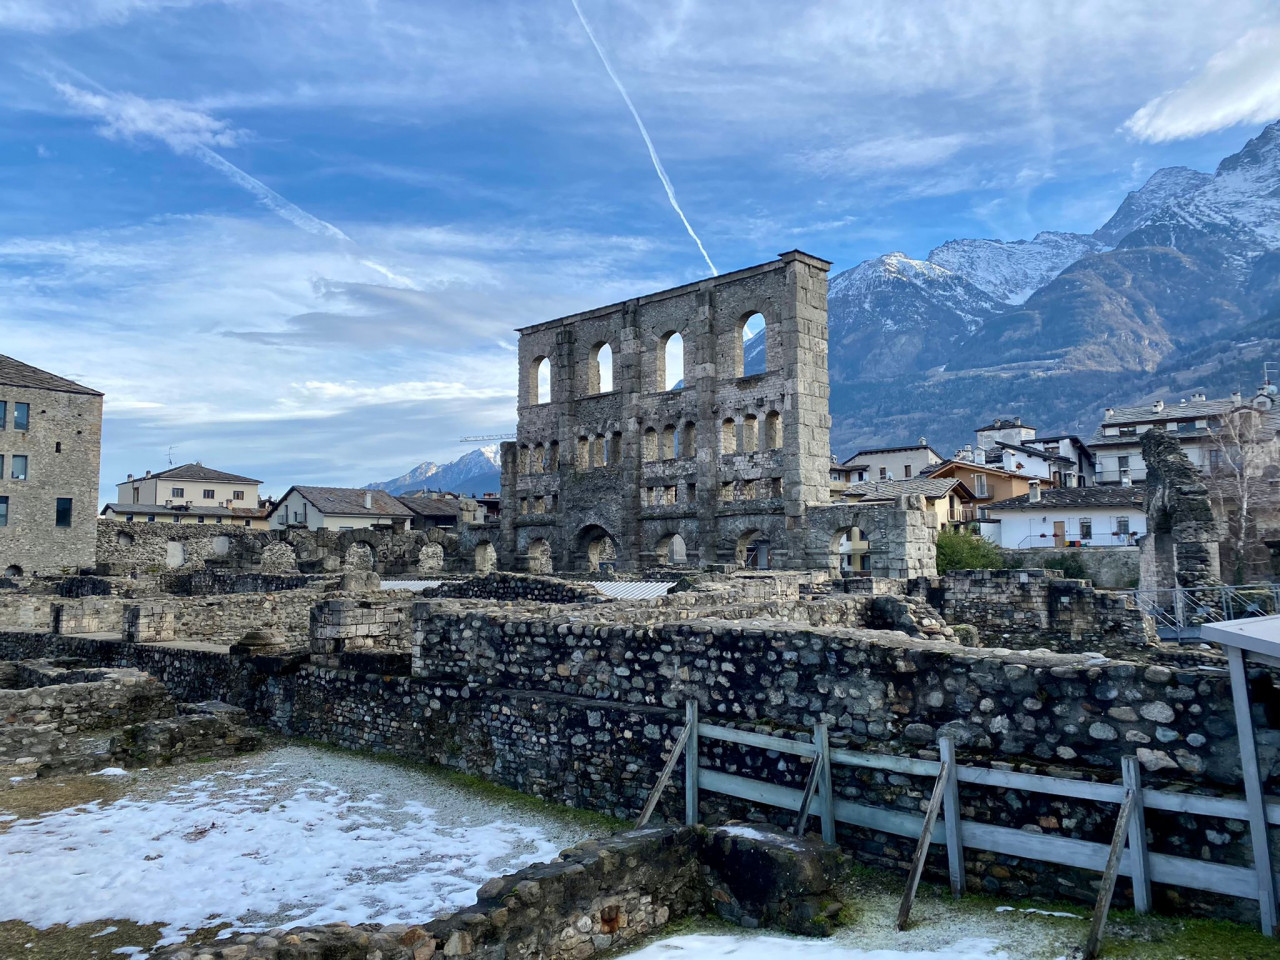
309,595 -> 415,661
907,568 -> 1155,655
1141,429 -> 1224,590
501,251 -> 938,577
424,572 -> 607,604
150,825 -> 845,960
0,660 -> 173,769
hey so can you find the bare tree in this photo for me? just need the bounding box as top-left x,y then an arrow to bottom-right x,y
1205,404 -> 1280,583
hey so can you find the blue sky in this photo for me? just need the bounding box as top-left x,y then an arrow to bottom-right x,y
1,0 -> 1279,499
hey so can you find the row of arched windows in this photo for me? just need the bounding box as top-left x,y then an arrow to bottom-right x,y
722,411 -> 782,455
517,441 -> 560,475
526,312 -> 770,405
642,422 -> 696,462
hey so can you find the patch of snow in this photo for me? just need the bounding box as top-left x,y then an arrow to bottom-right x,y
715,824 -> 806,852
621,933 -> 1015,960
91,925 -> 119,937
0,746 -> 596,946
90,767 -> 131,777
927,232 -> 1105,305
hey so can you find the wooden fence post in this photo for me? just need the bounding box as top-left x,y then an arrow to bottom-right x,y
896,759 -> 949,931
1121,756 -> 1151,914
684,699 -> 699,827
939,736 -> 965,899
1083,788 -> 1137,960
816,722 -> 835,844
1227,645 -> 1278,937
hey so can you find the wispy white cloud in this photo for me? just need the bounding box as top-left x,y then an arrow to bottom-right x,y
1125,27 -> 1280,142
798,134 -> 972,177
0,0 -> 221,33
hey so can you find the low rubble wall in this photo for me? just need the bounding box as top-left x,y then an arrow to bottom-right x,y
0,661 -> 174,766
424,572 -> 608,604
907,568 -> 1153,654
151,825 -> 843,960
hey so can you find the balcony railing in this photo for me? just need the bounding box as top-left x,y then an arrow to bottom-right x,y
1015,532 -> 1138,548
1095,467 -> 1148,484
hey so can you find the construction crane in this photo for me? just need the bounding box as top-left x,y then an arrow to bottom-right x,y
458,433 -> 516,443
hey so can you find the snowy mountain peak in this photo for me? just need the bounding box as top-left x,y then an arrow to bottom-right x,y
927,231 -> 1106,305
1093,165 -> 1212,244
366,444 -> 502,496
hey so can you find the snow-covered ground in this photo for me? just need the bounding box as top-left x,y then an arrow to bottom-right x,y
0,745 -> 601,947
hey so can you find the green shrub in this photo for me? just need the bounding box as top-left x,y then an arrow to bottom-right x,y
1042,552 -> 1090,581
936,529 -> 1005,573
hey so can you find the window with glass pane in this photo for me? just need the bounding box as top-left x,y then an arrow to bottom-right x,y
11,455 -> 27,480
13,403 -> 28,431
0,401 -> 6,429
0,496 -> 8,526
55,498 -> 72,527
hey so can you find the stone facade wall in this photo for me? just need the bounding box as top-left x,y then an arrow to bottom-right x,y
0,382 -> 102,577
907,568 -> 1153,655
0,661 -> 174,765
1006,546 -> 1141,589
0,594 -> 52,630
51,596 -> 125,634
1141,430 -> 1224,590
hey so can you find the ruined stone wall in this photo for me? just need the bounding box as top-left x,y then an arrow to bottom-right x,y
309,595 -> 416,658
1141,430 -> 1224,590
907,568 -> 1153,655
425,572 -> 607,604
1006,546 -> 1141,589
0,661 -> 174,765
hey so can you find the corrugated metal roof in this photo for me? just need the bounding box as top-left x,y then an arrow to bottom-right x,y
380,580 -> 443,591
589,581 -> 675,600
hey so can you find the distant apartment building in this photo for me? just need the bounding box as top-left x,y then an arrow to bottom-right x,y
396,491 -> 483,530
268,486 -> 412,531
962,417 -> 1094,488
1090,385 -> 1279,485
0,355 -> 103,576
842,440 -> 942,483
103,463 -> 268,528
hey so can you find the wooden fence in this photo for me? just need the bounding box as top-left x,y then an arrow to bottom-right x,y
667,701 -> 1280,936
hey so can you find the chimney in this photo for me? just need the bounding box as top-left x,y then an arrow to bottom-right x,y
1104,407 -> 1114,418
1231,391 -> 1243,404
1028,480 -> 1041,503
364,491 -> 373,509
144,470 -> 151,479
1013,416 -> 1021,426
918,436 -> 927,446
127,473 -> 134,481
1152,399 -> 1164,413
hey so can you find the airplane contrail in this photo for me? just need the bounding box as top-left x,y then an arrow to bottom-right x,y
569,0 -> 718,276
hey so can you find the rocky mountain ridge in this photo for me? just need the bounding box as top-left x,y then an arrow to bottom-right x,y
366,444 -> 501,497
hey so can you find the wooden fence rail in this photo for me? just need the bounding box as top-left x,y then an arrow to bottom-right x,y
680,702 -> 1280,939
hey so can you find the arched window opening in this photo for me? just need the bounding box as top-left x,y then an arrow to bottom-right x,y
518,445 -> 530,474
764,410 -> 782,449
661,332 -> 685,391
591,434 -> 605,468
721,418 -> 737,456
741,313 -> 767,376
577,435 -> 590,469
742,414 -> 759,453
529,356 -> 551,405
735,529 -> 770,570
547,441 -> 560,472
834,526 -> 870,577
661,424 -> 676,460
527,538 -> 553,575
588,342 -> 614,394
474,541 -> 498,574
530,443 -> 545,475
608,431 -> 622,465
643,427 -> 659,462
681,422 -> 696,457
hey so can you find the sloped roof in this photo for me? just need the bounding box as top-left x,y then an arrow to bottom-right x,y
396,495 -> 464,519
280,486 -> 413,518
994,441 -> 1074,463
847,477 -> 961,501
0,355 -> 102,396
845,443 -> 942,463
143,463 -> 263,484
985,487 -> 1145,511
101,502 -> 239,518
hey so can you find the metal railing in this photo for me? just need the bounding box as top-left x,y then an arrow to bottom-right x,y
1015,533 -> 1138,549
1118,583 -> 1280,640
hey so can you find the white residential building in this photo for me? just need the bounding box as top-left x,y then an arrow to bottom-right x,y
842,440 -> 943,483
980,485 -> 1146,550
268,486 -> 412,531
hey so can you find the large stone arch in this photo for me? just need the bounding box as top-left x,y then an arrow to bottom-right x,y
804,498 -> 938,579
575,523 -> 619,573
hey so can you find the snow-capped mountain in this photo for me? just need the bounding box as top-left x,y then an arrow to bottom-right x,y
366,445 -> 502,497
927,231 -> 1108,304
1093,166 -> 1212,244
827,119 -> 1280,457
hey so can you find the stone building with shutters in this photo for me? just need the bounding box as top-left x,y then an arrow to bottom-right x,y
496,251 -> 938,577
0,355 -> 103,577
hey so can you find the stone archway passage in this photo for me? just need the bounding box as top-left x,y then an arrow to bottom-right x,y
577,524 -> 619,573
735,529 -> 770,570
474,541 -> 498,574
527,538 -> 553,574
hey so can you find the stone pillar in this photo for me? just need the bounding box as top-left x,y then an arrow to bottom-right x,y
123,602 -> 177,644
